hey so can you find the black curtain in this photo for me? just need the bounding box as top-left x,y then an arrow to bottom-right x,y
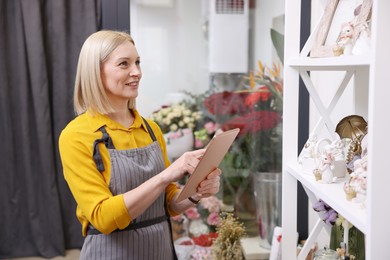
0,0 -> 100,258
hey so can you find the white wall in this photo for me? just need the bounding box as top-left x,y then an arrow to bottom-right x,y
130,0 -> 208,117
252,0 -> 285,67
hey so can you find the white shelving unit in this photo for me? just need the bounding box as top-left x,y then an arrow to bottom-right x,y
282,0 -> 390,259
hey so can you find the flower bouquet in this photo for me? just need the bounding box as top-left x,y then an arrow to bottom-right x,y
171,196 -> 223,259
149,99 -> 203,161
201,61 -> 283,174
195,62 -> 283,236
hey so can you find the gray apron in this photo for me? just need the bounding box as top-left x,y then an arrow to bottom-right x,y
80,119 -> 176,260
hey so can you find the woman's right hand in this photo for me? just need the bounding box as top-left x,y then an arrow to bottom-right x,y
164,149 -> 206,183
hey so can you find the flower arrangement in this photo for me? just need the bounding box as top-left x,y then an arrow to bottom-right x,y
172,195 -> 222,237
187,62 -> 284,237
149,97 -> 206,161
171,195 -> 223,258
149,101 -> 203,135
170,195 -> 250,260
200,61 -> 283,173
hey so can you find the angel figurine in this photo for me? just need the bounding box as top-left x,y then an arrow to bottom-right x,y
335,22 -> 355,56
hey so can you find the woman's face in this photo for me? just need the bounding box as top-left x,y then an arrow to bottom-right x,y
101,41 -> 142,105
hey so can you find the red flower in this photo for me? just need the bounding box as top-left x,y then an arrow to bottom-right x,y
221,111 -> 281,135
192,232 -> 218,247
245,87 -> 271,107
179,240 -> 194,246
203,91 -> 250,116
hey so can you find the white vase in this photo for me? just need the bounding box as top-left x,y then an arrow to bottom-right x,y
164,128 -> 194,161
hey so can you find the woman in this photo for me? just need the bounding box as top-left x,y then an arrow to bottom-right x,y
59,30 -> 221,259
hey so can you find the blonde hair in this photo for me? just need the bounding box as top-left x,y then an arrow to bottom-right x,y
73,30 -> 137,115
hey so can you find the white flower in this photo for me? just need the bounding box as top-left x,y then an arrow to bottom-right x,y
193,112 -> 201,120
189,219 -> 209,237
173,107 -> 182,114
148,99 -> 205,134
161,108 -> 169,116
170,124 -> 178,131
183,109 -> 191,116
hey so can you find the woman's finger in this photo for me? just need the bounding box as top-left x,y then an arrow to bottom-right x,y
206,168 -> 222,179
198,180 -> 220,192
189,148 -> 206,158
198,177 -> 220,193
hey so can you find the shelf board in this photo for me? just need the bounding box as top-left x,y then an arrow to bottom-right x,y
287,55 -> 370,71
286,165 -> 367,234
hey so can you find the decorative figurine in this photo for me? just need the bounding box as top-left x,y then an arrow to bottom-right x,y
299,134 -> 319,174
320,152 -> 334,184
334,22 -> 355,56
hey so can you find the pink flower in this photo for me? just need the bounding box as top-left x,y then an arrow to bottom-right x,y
204,122 -> 219,134
199,196 -> 222,213
195,139 -> 204,148
185,207 -> 201,220
207,212 -> 221,226
168,131 -> 183,139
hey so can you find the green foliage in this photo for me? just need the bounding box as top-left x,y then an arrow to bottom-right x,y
271,28 -> 284,64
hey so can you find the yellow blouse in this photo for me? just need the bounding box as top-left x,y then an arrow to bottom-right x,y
59,109 -> 180,236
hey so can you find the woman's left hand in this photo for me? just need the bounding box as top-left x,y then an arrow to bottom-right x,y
196,168 -> 221,198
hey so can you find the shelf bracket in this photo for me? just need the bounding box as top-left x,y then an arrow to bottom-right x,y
297,218 -> 326,260
299,69 -> 355,140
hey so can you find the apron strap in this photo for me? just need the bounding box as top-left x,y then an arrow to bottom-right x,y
93,126 -> 115,173
93,119 -> 155,173
142,117 -> 157,142
87,215 -> 169,235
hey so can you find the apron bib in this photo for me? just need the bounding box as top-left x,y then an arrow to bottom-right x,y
81,120 -> 176,260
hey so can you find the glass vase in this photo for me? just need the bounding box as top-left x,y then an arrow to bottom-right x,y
233,172 -> 257,237
253,171 -> 282,249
